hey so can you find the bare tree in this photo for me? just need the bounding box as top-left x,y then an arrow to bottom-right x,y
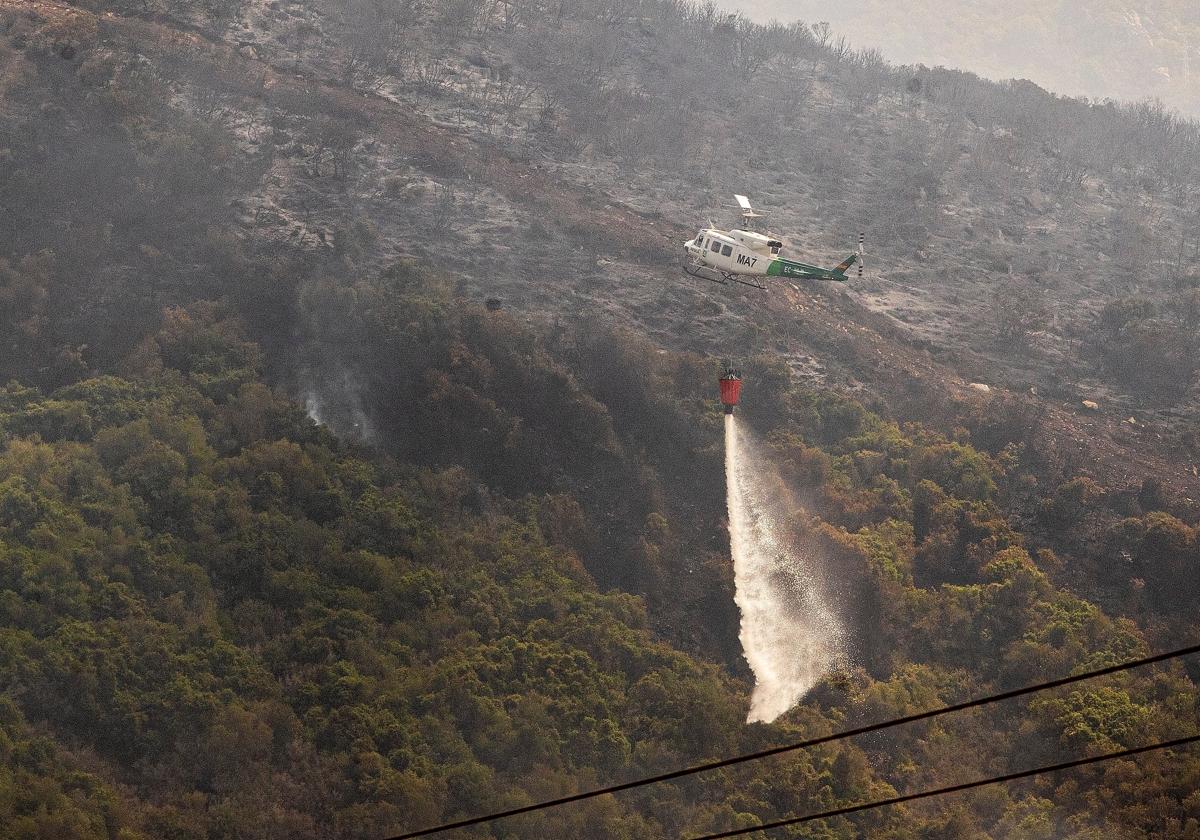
991,279 -> 1049,346
305,117 -> 360,179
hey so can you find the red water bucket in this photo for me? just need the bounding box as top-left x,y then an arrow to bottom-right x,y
719,375 -> 742,413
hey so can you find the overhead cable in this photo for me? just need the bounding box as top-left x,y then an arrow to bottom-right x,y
687,733 -> 1200,840
385,642 -> 1200,839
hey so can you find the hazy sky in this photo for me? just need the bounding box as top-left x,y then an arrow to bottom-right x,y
727,1 -> 1199,115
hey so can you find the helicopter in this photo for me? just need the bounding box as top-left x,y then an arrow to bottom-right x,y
684,195 -> 863,290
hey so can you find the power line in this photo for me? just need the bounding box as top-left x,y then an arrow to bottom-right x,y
384,642 -> 1200,839
687,733 -> 1200,840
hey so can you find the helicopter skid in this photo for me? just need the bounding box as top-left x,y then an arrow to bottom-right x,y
726,274 -> 767,290
683,259 -> 766,290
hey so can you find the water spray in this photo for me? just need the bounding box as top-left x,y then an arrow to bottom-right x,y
725,412 -> 844,723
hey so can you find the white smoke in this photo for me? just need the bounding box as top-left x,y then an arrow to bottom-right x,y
304,390 -> 326,426
726,414 -> 845,723
301,367 -> 377,444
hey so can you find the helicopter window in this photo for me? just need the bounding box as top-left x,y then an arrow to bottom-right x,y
721,244 -> 733,257
708,239 -> 721,251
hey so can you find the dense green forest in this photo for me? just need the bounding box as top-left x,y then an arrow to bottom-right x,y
1,280 -> 1198,838
1,1 -> 1199,838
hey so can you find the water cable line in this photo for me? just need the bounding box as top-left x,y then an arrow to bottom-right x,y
384,641 -> 1200,839
686,733 -> 1200,840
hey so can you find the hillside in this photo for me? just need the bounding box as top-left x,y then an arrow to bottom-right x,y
1,271 -> 1197,839
7,0 -> 1200,498
1,1 -> 1199,838
738,0 -> 1200,117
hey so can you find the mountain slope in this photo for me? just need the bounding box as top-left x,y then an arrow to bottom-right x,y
7,0 -> 1198,504
1,1 -> 1199,838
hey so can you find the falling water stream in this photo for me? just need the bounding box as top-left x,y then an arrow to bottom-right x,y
725,414 -> 845,723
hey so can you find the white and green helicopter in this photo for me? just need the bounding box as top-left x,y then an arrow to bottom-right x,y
684,195 -> 863,289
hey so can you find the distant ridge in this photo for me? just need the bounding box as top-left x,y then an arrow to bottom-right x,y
733,0 -> 1200,115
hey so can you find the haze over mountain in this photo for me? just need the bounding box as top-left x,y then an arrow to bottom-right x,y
734,0 -> 1200,115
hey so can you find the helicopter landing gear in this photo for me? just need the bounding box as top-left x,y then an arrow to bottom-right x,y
683,257 -> 766,290
725,274 -> 767,290
683,257 -> 723,284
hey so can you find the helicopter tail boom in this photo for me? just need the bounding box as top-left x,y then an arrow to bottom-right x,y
761,233 -> 865,282
765,257 -> 849,282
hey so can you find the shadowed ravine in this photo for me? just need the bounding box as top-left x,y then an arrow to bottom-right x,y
725,414 -> 845,723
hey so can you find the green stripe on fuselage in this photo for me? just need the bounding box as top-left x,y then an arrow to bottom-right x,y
765,258 -> 847,282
